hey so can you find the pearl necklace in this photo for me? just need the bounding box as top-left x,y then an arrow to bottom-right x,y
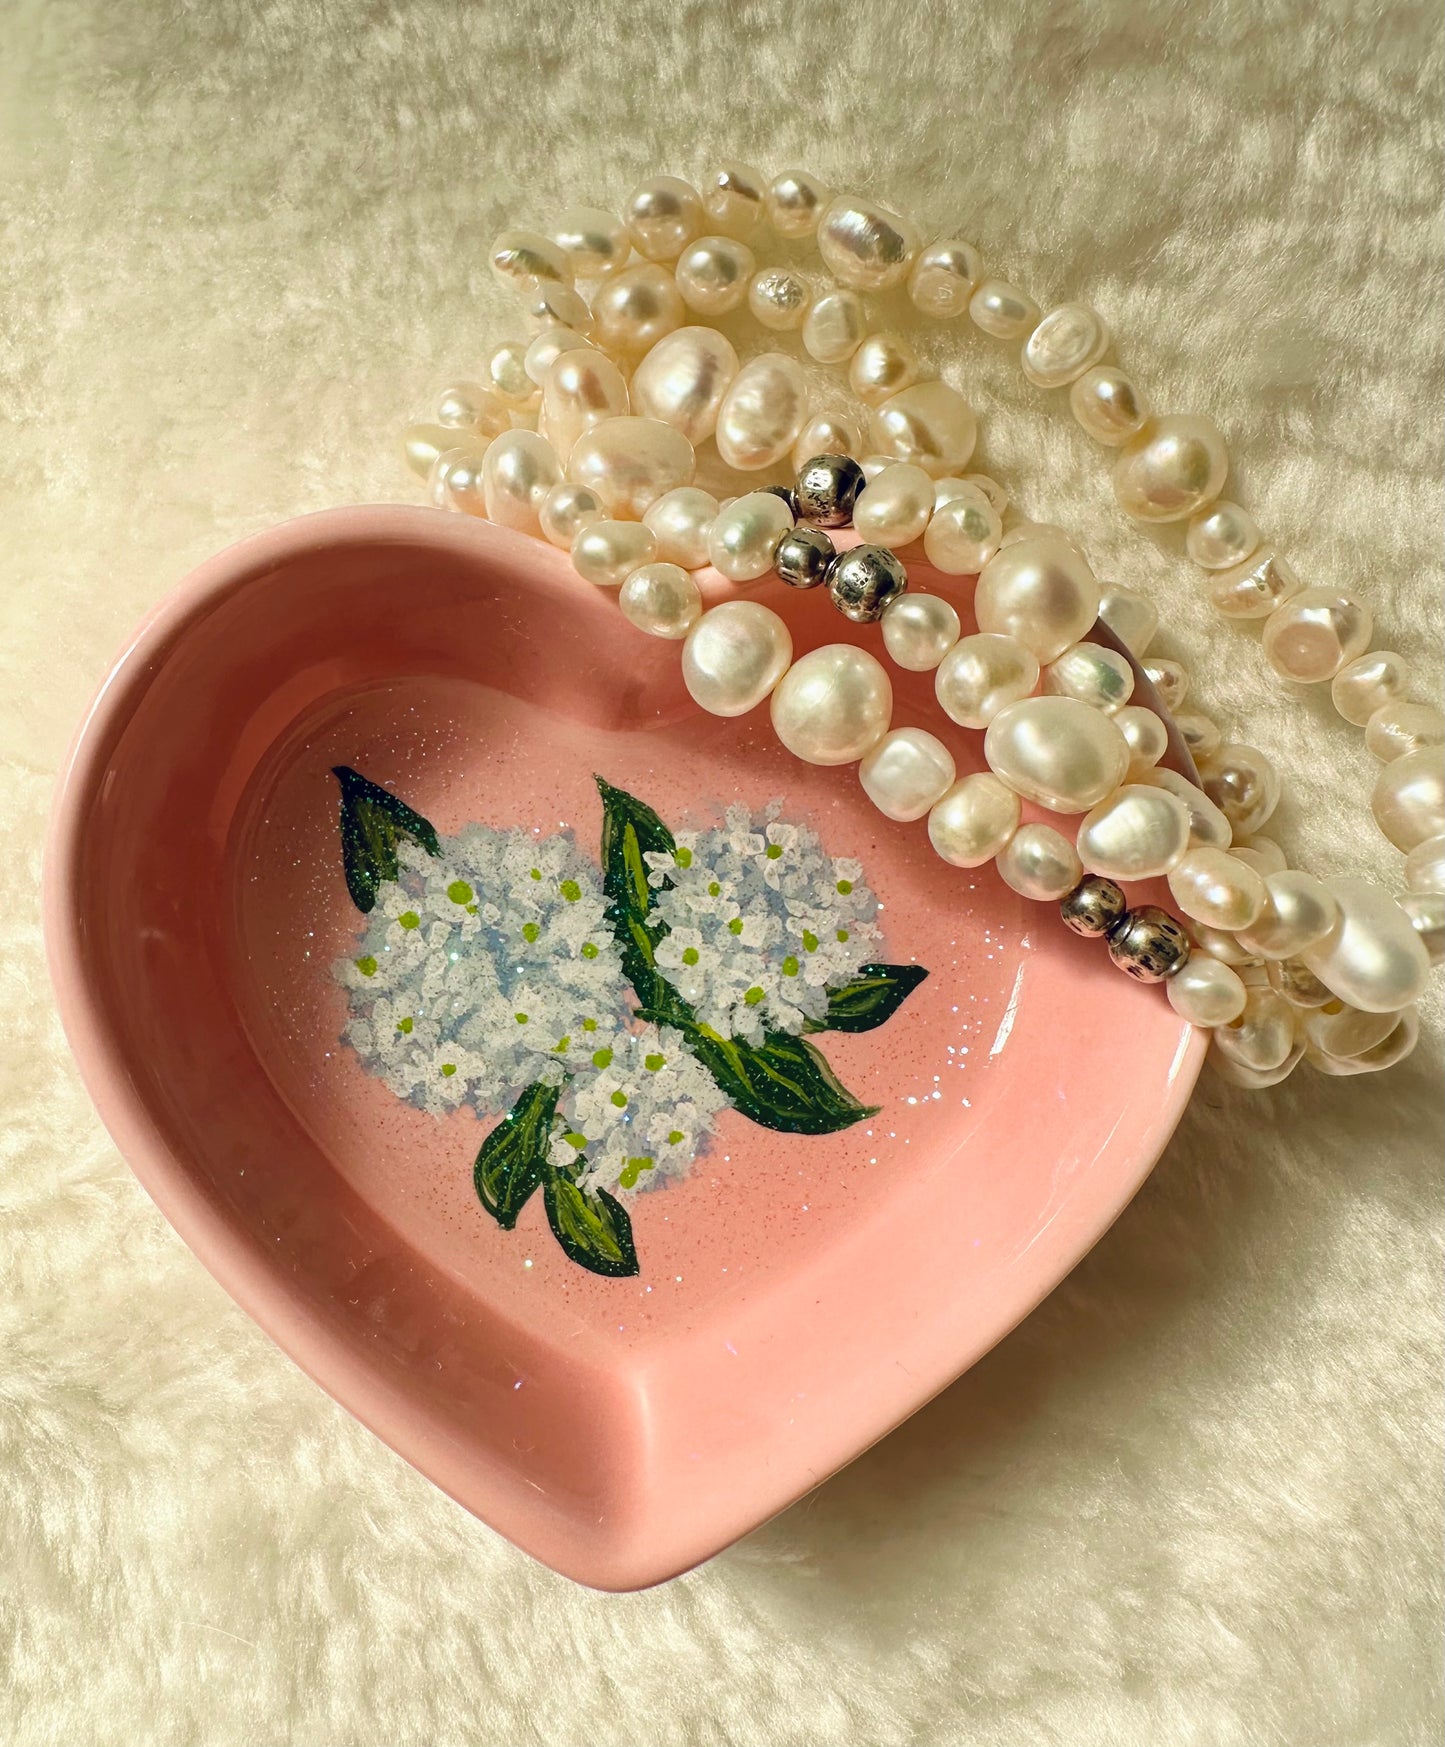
400,165 -> 1443,1087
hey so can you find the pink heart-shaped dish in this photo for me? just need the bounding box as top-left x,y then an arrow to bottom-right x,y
45,506 -> 1203,1589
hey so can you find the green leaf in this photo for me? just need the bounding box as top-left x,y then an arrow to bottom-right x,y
679,1022 -> 879,1135
804,963 -> 929,1034
473,1081 -> 560,1229
594,776 -> 679,1011
333,766 -> 441,913
542,1174 -> 639,1277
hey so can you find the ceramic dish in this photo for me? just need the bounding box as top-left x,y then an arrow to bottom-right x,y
44,506 -> 1204,1590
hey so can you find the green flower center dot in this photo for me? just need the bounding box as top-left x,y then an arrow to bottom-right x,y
837,928 -> 850,943
727,918 -> 743,936
554,1035 -> 570,1053
681,946 -> 700,965
446,880 -> 473,905
440,1063 -> 456,1078
564,1131 -> 587,1150
396,1016 -> 413,1034
559,879 -> 581,902
514,1012 -> 529,1025
618,1157 -> 654,1190
521,922 -> 540,943
802,930 -> 819,953
529,867 -> 541,881
582,1017 -> 598,1033
355,955 -> 377,977
782,955 -> 799,977
644,1053 -> 665,1072
765,843 -> 783,860
591,1047 -> 613,1070
465,903 -> 479,914
744,986 -> 765,1006
398,911 -> 421,930
673,847 -> 693,868
707,881 -> 721,897
580,941 -> 599,959
610,1090 -> 628,1108
836,878 -> 853,895
667,1130 -> 685,1146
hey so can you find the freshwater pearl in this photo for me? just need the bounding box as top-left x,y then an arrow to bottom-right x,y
540,347 -> 630,461
629,327 -> 738,444
859,728 -> 957,821
624,176 -> 704,262
702,162 -> 766,238
1115,705 -> 1170,777
801,289 -> 867,364
1302,1001 -> 1399,1061
852,463 -> 935,548
524,326 -> 592,388
1300,876 -> 1431,1012
873,380 -> 979,477
1233,835 -> 1287,875
969,279 -> 1040,340
1399,892 -> 1445,965
1404,834 -> 1445,894
681,602 -> 792,718
848,333 -> 921,407
715,353 -> 809,472
1021,305 -> 1110,389
1305,1007 -> 1418,1077
590,265 -> 685,357
935,633 -> 1040,729
792,411 -> 868,473
1194,924 -> 1263,968
707,491 -> 795,582
1210,1033 -> 1305,1088
436,382 -> 509,437
1142,767 -> 1234,848
489,229 -> 572,290
1266,956 -> 1335,1008
1262,588 -> 1372,682
1112,416 -> 1229,523
1097,584 -> 1158,657
551,207 -> 629,279
770,644 -> 893,766
747,268 -> 810,331
860,455 -> 894,483
1174,711 -> 1222,763
960,473 -> 1009,515
1077,785 -> 1192,880
974,536 -> 1102,663
485,340 -> 539,409
1185,500 -> 1261,570
1200,742 -> 1280,836
1211,989 -> 1299,1074
539,481 -> 605,548
881,593 -> 961,671
570,519 -> 657,588
642,486 -> 718,568
1141,657 -> 1189,712
566,416 -> 695,519
927,774 -> 1021,868
923,489 -> 1002,574
908,239 -> 981,318
618,562 -> 702,639
1068,366 -> 1151,446
520,281 -> 593,335
1371,746 -> 1445,851
1167,846 -> 1267,930
404,423 -> 466,480
480,430 -> 561,534
1167,956 -> 1248,1026
1330,651 -> 1410,726
767,169 -> 829,238
1043,641 -> 1135,712
1207,549 -> 1302,621
817,195 -> 921,291
996,823 -> 1083,901
984,696 -> 1130,814
433,448 -> 486,513
1365,700 -> 1445,763
1237,870 -> 1339,959
674,236 -> 756,316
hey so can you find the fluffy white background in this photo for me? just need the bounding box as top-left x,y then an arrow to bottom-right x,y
1,1 -> 1441,1741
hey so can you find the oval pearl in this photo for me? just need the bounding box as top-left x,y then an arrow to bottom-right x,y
436,382 -> 509,437
747,267 -> 810,331
1043,641 -> 1135,712
1142,658 -> 1189,712
524,326 -> 592,388
1068,366 -> 1151,446
1206,548 -> 1302,621
674,236 -> 756,316
404,422 -> 467,480
642,486 -> 718,568
432,447 -> 486,513
1195,925 -> 1263,968
974,536 -> 1102,663
570,519 -> 657,588
1399,891 -> 1445,965
1115,705 -> 1170,777
1112,416 -> 1229,523
551,206 -> 629,279
908,239 -> 981,318
489,229 -> 571,290
567,416 -> 695,518
1097,584 -> 1158,657
539,481 -> 605,548
1167,957 -> 1248,1027
540,347 -> 630,462
852,463 -> 935,548
923,489 -> 1002,574
480,430 -> 561,534
1233,835 -> 1288,876
707,491 -> 794,582
701,161 -> 766,238
519,280 -> 593,335
1330,650 -> 1410,726
928,774 -> 1021,867
817,195 -> 921,291
1365,700 -> 1445,763
618,563 -> 702,639
984,696 -> 1130,814
1168,846 -> 1267,930
1371,746 -> 1445,851
1300,876 -> 1431,1013
1186,500 -> 1261,571
881,593 -> 961,671
770,645 -> 893,766
630,327 -> 738,444
969,279 -> 1039,340
682,602 -> 792,718
1211,990 -> 1299,1073
996,823 -> 1083,901
1237,870 -> 1339,959
848,333 -> 921,407
935,633 -> 1040,729
1200,742 -> 1280,836
590,265 -> 685,358
873,380 -> 978,477
958,473 -> 1008,515
1305,1007 -> 1418,1077
801,289 -> 866,364
715,353 -> 809,472
484,340 -> 540,409
1022,305 -> 1110,389
859,727 -> 957,821
1076,785 -> 1192,880
624,176 -> 704,262
1404,834 -> 1445,894
792,411 -> 869,473
766,169 -> 829,238
1262,588 -> 1372,682
1174,712 -> 1222,763
1144,767 -> 1234,849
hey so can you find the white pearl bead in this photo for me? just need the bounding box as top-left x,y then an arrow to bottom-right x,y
848,333 -> 921,407
1365,700 -> 1445,763
485,340 -> 538,407
817,195 -> 921,292
701,161 -> 766,238
571,519 -> 657,588
1404,834 -> 1445,894
1096,585 -> 1158,656
715,353 -> 810,472
792,411 -> 869,473
618,562 -> 702,639
1262,588 -> 1372,682
1185,500 -> 1261,571
624,176 -> 704,262
1331,651 -> 1410,726
1399,891 -> 1445,965
1211,1037 -> 1306,1088
852,463 -> 935,548
1021,304 -> 1109,389
770,645 -> 893,766
969,278 -> 1039,340
1141,658 -> 1189,712
550,207 -> 629,279
1068,366 -> 1151,446
859,728 -> 957,821
1304,1007 -> 1418,1077
1168,846 -> 1267,930
1200,742 -> 1280,836
1371,746 -> 1445,851
1206,548 -> 1302,621
1043,641 -> 1135,712
404,423 -> 466,480
881,593 -> 961,671
984,696 -> 1130,814
1211,990 -> 1299,1073
629,327 -> 738,445
1302,1000 -> 1399,1060
590,265 -> 685,357
766,169 -> 829,238
1195,925 -> 1264,968
996,823 -> 1083,901
935,633 -> 1040,729
873,380 -> 979,477
489,230 -> 572,290
480,430 -> 561,534
959,473 -> 1009,516
997,521 -> 1086,555
524,326 -> 592,389
682,602 -> 793,718
539,481 -> 605,548
974,536 -> 1102,663
1142,767 -> 1234,848
923,489 -> 1002,574
567,416 -> 695,518
1115,705 -> 1170,777
907,239 -> 981,318
642,486 -> 719,568
436,382 -> 509,438
1300,876 -> 1432,1012
519,281 -> 593,335
1167,957 -> 1248,1027
927,774 -> 1021,867
1232,835 -> 1288,875
1112,416 -> 1229,523
707,491 -> 794,581
1077,784 -> 1193,879
432,448 -> 487,513
1267,956 -> 1335,1008
539,347 -> 630,462
1172,712 -> 1220,764
747,267 -> 810,331
674,236 -> 756,316
1237,870 -> 1339,959
801,289 -> 866,364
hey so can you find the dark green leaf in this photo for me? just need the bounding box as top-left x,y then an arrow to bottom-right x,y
333,766 -> 441,913
804,963 -> 929,1034
679,1022 -> 878,1135
542,1174 -> 639,1277
595,776 -> 677,1008
473,1081 -> 560,1229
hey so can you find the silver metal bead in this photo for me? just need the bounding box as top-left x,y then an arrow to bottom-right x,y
774,526 -> 836,590
1106,905 -> 1192,983
1059,875 -> 1127,938
795,453 -> 866,527
826,543 -> 908,623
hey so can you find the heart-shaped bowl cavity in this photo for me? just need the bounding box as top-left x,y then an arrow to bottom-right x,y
45,505 -> 1203,1590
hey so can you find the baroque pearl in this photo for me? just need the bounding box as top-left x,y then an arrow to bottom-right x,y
567,416 -> 694,518
1021,305 -> 1110,389
859,728 -> 957,821
1305,1007 -> 1418,1077
817,195 -> 921,291
766,169 -> 829,238
997,823 -> 1083,901
1206,548 -> 1302,621
643,486 -> 719,568
715,353 -> 809,471
624,176 -> 704,262
801,289 -> 866,363
974,536 -> 1102,663
848,333 -> 921,407
1211,989 -> 1299,1074
525,326 -> 592,388
1069,366 -> 1151,446
1233,835 -> 1287,876
853,463 -> 935,548
1364,700 -> 1445,764
1143,767 -> 1232,848
881,593 -> 961,671
984,696 -> 1130,814
1097,584 -> 1158,656
682,602 -> 792,718
1404,834 -> 1445,894
591,265 -> 685,357
539,481 -> 605,548
1300,877 -> 1431,1013
770,644 -> 893,766
490,229 -> 571,290
484,340 -> 538,407
792,411 -> 868,473
519,281 -> 593,335
923,489 -> 1002,574
873,380 -> 978,477
436,382 -> 509,437
908,239 -> 981,318
702,161 -> 766,237
551,207 -> 629,278
1371,746 -> 1445,852
1168,846 -> 1267,930
1167,957 -> 1248,1026
540,347 -> 630,461
481,429 -> 561,534
1302,1001 -> 1399,1061
1142,657 -> 1189,712
935,633 -> 1039,729
1399,892 -> 1445,965
969,279 -> 1040,340
629,327 -> 738,444
570,519 -> 657,588
747,268 -> 810,330
674,236 -> 756,316
1186,500 -> 1261,570
1267,956 -> 1335,1008
1076,785 -> 1193,880
1043,641 -> 1135,712
1200,742 -> 1280,836
1112,416 -> 1229,523
1115,705 -> 1170,777
707,491 -> 794,582
1331,651 -> 1410,726
1262,588 -> 1372,682
927,774 -> 1021,868
1237,870 -> 1339,959
618,563 -> 702,639
1173,712 -> 1220,764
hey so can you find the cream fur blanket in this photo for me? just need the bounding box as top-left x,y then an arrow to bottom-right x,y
1,1 -> 1441,1741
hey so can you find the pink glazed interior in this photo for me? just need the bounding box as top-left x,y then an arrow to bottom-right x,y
45,506 -> 1204,1589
